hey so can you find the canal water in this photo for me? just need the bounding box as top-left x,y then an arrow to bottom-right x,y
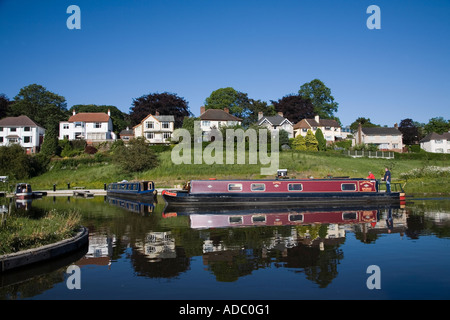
1,195 -> 450,300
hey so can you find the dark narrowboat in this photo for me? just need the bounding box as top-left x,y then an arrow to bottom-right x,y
106,180 -> 157,200
162,178 -> 405,206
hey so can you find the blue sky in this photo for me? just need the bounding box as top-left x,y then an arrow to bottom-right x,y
0,0 -> 449,127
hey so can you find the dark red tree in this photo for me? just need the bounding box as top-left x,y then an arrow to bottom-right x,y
129,92 -> 192,128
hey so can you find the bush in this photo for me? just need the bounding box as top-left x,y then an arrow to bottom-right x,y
113,137 -> 158,172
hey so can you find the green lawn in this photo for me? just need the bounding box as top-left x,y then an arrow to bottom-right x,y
27,150 -> 450,195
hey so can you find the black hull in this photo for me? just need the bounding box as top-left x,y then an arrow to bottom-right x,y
162,191 -> 403,207
106,190 -> 157,202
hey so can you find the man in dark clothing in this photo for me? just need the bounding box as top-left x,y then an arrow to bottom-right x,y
383,167 -> 391,193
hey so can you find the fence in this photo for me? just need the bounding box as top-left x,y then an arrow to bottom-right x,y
344,150 -> 395,159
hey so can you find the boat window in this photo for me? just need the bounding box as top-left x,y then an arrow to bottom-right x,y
251,183 -> 265,191
252,215 -> 266,223
289,214 -> 303,222
288,183 -> 303,191
341,183 -> 356,191
228,183 -> 243,191
148,182 -> 154,190
229,216 -> 243,224
343,212 -> 358,220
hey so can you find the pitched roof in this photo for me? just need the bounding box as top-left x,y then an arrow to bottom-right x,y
258,115 -> 292,126
361,127 -> 402,136
68,113 -> 110,123
154,115 -> 175,122
420,132 -> 450,142
200,109 -> 242,121
0,115 -> 43,128
293,118 -> 340,129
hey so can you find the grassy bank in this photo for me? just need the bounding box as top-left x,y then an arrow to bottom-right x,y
0,209 -> 82,255
26,150 -> 450,195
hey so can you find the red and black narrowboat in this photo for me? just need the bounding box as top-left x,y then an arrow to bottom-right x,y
161,178 -> 405,206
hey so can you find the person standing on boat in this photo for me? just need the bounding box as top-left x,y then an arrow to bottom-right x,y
383,167 -> 391,193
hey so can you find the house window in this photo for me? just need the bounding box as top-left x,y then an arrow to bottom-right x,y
228,183 -> 243,191
10,127 -> 16,132
341,183 -> 356,191
94,122 -> 102,128
146,133 -> 154,139
75,122 -> 83,128
24,127 -> 30,131
202,121 -> 210,127
0,137 -> 3,142
325,126 -> 331,130
146,121 -> 154,129
163,132 -> 171,140
288,183 -> 303,191
302,128 -> 308,132
0,127 -> 3,131
162,122 -> 170,129
63,124 -> 69,129
435,140 -> 443,144
23,136 -> 32,143
251,183 -> 265,191
8,138 -> 18,143
75,132 -> 82,139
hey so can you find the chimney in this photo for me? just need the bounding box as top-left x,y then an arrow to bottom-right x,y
155,110 -> 160,116
224,107 -> 229,114
314,115 -> 320,123
258,112 -> 263,120
73,109 -> 76,116
200,106 -> 205,115
394,123 -> 398,129
278,112 -> 283,117
107,109 -> 111,116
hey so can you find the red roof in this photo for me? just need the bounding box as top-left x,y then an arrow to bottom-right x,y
68,113 -> 110,122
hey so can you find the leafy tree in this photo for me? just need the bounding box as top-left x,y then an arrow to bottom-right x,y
70,104 -> 130,135
204,87 -> 252,120
292,134 -> 306,151
9,84 -> 68,129
113,137 -> 158,172
0,94 -> 11,119
279,129 -> 290,148
315,128 -> 327,151
181,116 -> 201,142
298,79 -> 338,119
398,118 -> 420,145
40,125 -> 59,157
305,129 -> 318,151
130,92 -> 191,128
424,117 -> 450,135
246,99 -> 276,127
271,94 -> 315,124
349,117 -> 379,132
0,144 -> 32,180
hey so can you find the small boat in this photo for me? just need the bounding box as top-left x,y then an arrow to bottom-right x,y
162,176 -> 405,206
14,183 -> 34,199
106,180 -> 157,200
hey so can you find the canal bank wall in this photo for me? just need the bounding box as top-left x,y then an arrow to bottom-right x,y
0,226 -> 89,272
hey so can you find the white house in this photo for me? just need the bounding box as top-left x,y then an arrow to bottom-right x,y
0,115 -> 45,154
133,113 -> 175,144
257,112 -> 294,138
420,132 -> 450,153
199,107 -> 242,141
59,110 -> 116,144
293,115 -> 341,142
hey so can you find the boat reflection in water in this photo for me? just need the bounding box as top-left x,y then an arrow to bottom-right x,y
162,203 -> 404,231
106,196 -> 156,215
